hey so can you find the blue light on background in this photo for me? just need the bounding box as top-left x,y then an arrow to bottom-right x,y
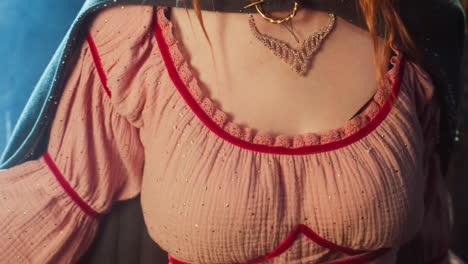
0,0 -> 84,153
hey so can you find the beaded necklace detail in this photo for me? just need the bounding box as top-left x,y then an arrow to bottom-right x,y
248,12 -> 336,76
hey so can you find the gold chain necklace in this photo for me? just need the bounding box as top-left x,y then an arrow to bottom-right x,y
244,0 -> 337,76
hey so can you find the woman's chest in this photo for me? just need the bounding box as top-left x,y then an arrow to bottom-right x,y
137,82 -> 426,264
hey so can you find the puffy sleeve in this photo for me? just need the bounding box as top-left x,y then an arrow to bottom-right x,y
397,61 -> 452,263
0,5 -> 157,263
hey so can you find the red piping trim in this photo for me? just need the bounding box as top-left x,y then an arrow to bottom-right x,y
86,33 -> 112,98
298,224 -> 364,255
43,152 -> 101,219
168,248 -> 390,264
167,224 -> 391,264
168,255 -> 191,264
153,10 -> 407,155
168,244 -> 448,264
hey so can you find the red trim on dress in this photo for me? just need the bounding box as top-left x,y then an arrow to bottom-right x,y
168,248 -> 390,264
167,223 -> 391,264
298,224 -> 364,255
86,33 -> 112,98
153,8 -> 407,155
43,152 -> 101,218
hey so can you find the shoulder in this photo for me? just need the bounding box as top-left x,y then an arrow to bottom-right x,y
87,5 -> 157,55
82,5 -> 166,128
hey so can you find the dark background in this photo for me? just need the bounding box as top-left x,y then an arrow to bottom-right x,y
0,0 -> 466,263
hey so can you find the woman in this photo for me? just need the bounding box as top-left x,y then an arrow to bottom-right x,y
0,0 -> 465,263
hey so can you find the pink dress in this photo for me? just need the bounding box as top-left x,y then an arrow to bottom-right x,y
0,5 -> 450,264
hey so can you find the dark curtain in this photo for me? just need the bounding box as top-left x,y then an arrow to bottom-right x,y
77,196 -> 168,264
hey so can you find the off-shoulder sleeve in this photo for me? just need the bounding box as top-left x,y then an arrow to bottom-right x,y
0,5 -> 158,263
402,61 -> 451,263
87,5 -> 166,129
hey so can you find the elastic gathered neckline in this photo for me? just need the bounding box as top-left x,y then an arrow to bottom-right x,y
153,6 -> 407,155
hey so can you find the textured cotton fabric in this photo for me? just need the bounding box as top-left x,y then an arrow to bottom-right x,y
0,5 -> 450,264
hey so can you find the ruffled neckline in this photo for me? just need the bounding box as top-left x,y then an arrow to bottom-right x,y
154,6 -> 406,154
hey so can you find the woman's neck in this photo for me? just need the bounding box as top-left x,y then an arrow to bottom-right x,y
169,6 -> 335,48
